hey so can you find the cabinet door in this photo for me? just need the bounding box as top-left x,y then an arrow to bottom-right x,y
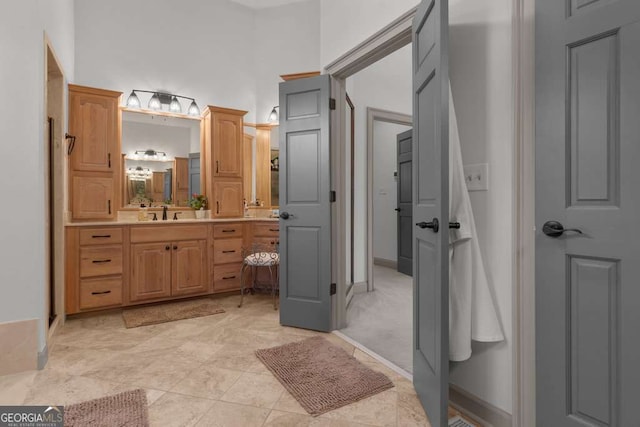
71,174 -> 115,220
213,180 -> 243,217
172,240 -> 208,296
69,86 -> 119,172
130,242 -> 172,302
174,157 -> 190,206
151,172 -> 165,203
213,113 -> 243,177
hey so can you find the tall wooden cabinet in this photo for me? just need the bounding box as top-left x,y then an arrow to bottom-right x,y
203,106 -> 247,218
68,85 -> 122,220
173,157 -> 190,206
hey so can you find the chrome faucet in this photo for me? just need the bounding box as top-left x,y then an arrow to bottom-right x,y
162,205 -> 168,221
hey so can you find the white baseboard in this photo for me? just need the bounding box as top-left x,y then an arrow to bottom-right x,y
373,257 -> 397,269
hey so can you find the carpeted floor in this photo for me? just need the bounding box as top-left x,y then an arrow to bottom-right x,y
340,265 -> 413,373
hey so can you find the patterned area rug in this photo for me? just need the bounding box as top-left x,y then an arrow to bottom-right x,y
256,336 -> 394,416
65,389 -> 148,427
122,298 -> 225,328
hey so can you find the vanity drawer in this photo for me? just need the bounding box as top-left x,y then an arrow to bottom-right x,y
79,227 -> 123,245
80,246 -> 123,277
253,223 -> 279,237
213,263 -> 243,291
213,238 -> 243,264
213,223 -> 244,238
79,277 -> 122,309
130,225 -> 208,243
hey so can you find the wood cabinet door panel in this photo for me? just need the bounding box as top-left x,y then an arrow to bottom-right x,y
72,174 -> 114,220
213,263 -> 243,292
213,180 -> 243,218
79,277 -> 122,310
172,240 -> 208,296
174,157 -> 190,206
213,238 -> 243,264
69,89 -> 118,172
213,114 -> 242,177
80,245 -> 123,278
130,242 -> 172,301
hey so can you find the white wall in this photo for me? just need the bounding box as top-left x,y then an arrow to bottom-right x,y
320,0 -> 419,67
0,0 -> 75,352
74,0 -> 258,121
448,0 -> 514,414
255,0 -> 321,123
373,121 -> 412,262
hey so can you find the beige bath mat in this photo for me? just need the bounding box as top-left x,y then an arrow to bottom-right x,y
255,336 -> 394,416
122,298 -> 225,328
65,389 -> 149,427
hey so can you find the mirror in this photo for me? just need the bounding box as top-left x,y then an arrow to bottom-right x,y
122,111 -> 201,207
270,126 -> 279,207
245,125 -> 279,209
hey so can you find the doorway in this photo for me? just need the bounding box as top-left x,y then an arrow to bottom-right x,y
45,37 -> 66,341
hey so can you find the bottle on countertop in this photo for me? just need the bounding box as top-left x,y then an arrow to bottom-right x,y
138,204 -> 148,221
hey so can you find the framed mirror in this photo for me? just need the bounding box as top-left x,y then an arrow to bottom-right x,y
121,110 -> 201,207
245,125 -> 279,210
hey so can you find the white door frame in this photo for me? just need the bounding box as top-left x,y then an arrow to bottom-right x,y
366,108 -> 412,292
324,2 -> 535,425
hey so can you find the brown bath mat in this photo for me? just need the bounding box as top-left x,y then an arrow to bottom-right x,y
255,336 -> 394,416
122,298 -> 225,328
65,389 -> 149,427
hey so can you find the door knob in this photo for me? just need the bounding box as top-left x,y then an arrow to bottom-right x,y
449,222 -> 461,229
279,212 -> 293,220
394,208 -> 401,212
416,218 -> 439,233
542,221 -> 583,238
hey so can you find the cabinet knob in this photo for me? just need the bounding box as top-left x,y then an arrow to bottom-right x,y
173,245 -> 178,250
165,245 -> 170,251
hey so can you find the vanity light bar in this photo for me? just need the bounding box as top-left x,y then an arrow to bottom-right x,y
132,150 -> 167,160
126,90 -> 201,116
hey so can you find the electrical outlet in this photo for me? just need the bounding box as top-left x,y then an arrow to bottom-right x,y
463,163 -> 489,191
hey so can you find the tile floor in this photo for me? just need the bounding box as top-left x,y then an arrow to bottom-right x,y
0,294 -> 431,427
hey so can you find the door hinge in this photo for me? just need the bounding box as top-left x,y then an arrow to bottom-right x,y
330,190 -> 336,203
329,98 -> 336,110
330,283 -> 337,295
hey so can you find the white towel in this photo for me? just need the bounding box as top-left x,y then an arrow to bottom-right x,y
448,85 -> 504,362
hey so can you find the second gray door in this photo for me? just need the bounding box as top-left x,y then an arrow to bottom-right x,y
397,129 -> 412,276
536,0 -> 640,425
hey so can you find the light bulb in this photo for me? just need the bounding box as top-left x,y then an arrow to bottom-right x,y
126,91 -> 141,108
169,96 -> 182,113
268,106 -> 278,123
148,93 -> 161,110
188,100 -> 200,116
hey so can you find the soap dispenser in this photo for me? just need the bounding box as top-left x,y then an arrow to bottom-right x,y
138,204 -> 148,221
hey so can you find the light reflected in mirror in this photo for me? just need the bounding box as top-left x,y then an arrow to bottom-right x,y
122,111 -> 200,207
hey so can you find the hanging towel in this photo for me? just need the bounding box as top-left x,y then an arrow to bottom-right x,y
448,85 -> 505,362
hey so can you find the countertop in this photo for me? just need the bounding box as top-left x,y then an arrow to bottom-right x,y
65,217 -> 279,227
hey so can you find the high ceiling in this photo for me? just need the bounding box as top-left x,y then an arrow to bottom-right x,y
229,0 -> 311,9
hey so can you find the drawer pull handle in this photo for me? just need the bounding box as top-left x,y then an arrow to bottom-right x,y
222,229 -> 236,233
222,250 -> 236,254
91,290 -> 112,295
92,234 -> 111,239
92,259 -> 112,264
222,276 -> 236,280
269,228 -> 279,232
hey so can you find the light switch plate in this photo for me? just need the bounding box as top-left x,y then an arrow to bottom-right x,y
463,163 -> 489,191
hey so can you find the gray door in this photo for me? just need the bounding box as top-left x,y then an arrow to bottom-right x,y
278,74 -> 332,332
412,1 -> 449,426
188,153 -> 200,196
397,129 -> 413,276
536,1 -> 640,426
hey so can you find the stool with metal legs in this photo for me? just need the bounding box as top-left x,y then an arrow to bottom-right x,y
238,242 -> 280,309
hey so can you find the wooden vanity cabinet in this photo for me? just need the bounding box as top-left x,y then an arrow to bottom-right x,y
129,225 -> 208,302
65,226 -> 125,314
211,223 -> 244,293
203,106 -> 247,218
68,85 -> 122,221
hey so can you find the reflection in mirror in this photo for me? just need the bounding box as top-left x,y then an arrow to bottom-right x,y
270,126 -> 279,208
122,111 -> 200,207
